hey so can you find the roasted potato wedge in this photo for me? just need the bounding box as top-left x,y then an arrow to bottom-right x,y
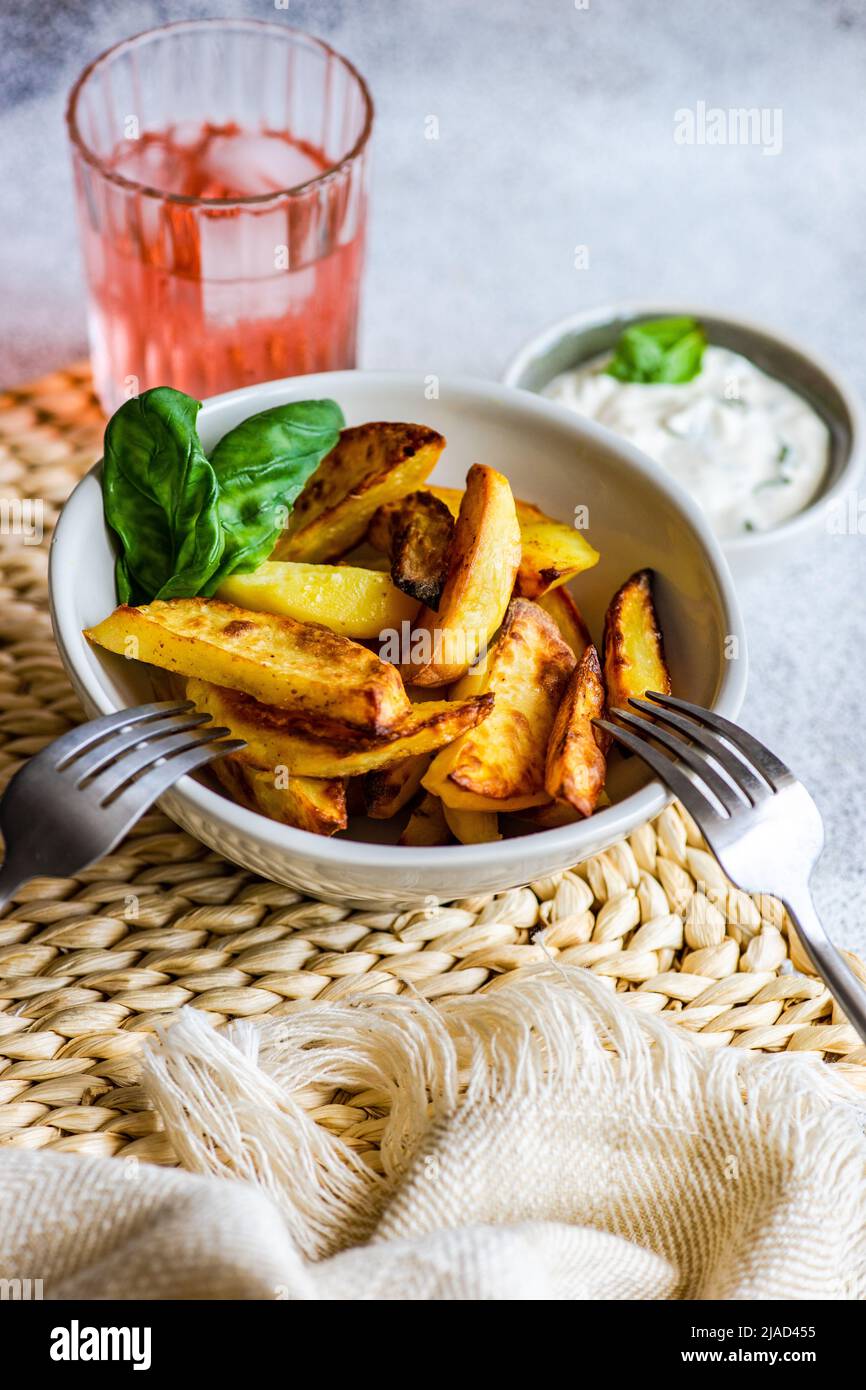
430,486 -> 599,598
507,800 -> 582,830
368,490 -> 455,608
364,753 -> 431,819
538,586 -> 592,660
399,793 -> 451,846
338,541 -> 391,573
216,561 -> 419,638
443,805 -> 500,844
602,568 -> 672,717
545,644 -> 607,817
272,423 -> 445,563
212,756 -> 347,836
515,518 -> 599,598
401,464 -> 521,686
186,677 -> 493,778
423,598 -> 575,811
86,598 -> 411,734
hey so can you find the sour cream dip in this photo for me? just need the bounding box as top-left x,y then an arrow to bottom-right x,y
545,345 -> 830,538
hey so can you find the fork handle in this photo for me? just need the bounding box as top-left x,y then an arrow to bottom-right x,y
785,892 -> 866,1048
0,860 -> 26,916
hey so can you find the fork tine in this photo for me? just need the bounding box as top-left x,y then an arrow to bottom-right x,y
88,726 -> 237,804
593,717 -> 727,835
628,698 -> 773,805
107,736 -> 247,820
70,710 -> 213,785
609,707 -> 746,816
642,692 -> 793,791
53,701 -> 195,770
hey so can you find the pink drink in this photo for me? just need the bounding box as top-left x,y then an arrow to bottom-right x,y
67,22 -> 372,412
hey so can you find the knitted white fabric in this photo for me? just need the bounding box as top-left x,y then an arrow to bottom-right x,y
1,967 -> 863,1300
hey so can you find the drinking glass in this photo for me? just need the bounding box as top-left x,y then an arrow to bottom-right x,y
66,19 -> 373,412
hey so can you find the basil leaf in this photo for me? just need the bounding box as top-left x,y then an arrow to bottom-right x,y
655,328 -> 706,384
102,388 -> 224,601
115,554 -> 134,606
203,399 -> 345,593
605,316 -> 707,384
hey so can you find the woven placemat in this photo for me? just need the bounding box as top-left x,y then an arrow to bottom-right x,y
0,366 -> 864,1170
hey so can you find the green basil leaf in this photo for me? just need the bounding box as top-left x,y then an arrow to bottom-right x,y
202,398 -> 345,593
655,328 -> 707,384
115,554 -> 135,606
102,388 -> 224,601
605,316 -> 707,384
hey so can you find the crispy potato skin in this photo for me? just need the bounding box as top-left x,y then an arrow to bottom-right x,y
212,757 -> 347,835
399,792 -> 451,846
442,805 -> 500,844
429,486 -> 599,599
216,561 -> 419,638
423,597 -> 575,810
86,598 -> 410,734
545,644 -> 607,818
538,587 -> 592,660
186,678 -> 493,778
401,464 -> 521,687
364,753 -> 431,818
368,490 -> 455,608
272,423 -> 445,562
602,568 -> 672,718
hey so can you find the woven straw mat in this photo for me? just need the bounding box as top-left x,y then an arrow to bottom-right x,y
0,363 -> 864,1170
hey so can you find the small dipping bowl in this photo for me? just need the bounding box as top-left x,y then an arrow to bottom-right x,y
504,304 -> 863,578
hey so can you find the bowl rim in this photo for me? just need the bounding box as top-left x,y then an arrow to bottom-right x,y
49,368 -> 749,873
502,300 -> 864,556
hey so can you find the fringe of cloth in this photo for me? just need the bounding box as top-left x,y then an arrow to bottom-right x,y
142,965 -> 866,1293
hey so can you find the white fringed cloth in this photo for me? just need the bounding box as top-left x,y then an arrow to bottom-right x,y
1,967 -> 864,1299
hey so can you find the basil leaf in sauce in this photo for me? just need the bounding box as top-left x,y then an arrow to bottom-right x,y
606,316 -> 707,385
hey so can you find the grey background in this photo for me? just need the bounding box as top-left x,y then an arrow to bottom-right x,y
2,0 -> 865,947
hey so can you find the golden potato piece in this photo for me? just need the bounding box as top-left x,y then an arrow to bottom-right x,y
368,490 -> 455,608
272,423 -> 445,562
515,518 -> 599,598
430,486 -> 599,599
337,541 -> 391,572
545,644 -> 607,817
443,805 -> 500,844
186,677 -> 493,778
399,793 -> 451,847
603,568 -> 672,717
86,598 -> 410,734
423,597 -> 575,810
216,561 -> 419,639
401,464 -> 521,686
538,586 -> 592,660
431,485 -> 540,527
212,756 -> 347,836
507,801 -> 582,831
364,753 -> 431,819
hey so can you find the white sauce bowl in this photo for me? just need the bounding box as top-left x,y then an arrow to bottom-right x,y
504,304 -> 863,578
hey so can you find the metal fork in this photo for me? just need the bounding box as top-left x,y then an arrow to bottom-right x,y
0,700 -> 244,913
596,692 -> 866,1046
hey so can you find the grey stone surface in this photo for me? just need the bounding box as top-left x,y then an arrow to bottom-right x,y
1,0 -> 864,946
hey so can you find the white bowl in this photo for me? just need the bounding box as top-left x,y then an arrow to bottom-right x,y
49,371 -> 747,909
504,303 -> 863,579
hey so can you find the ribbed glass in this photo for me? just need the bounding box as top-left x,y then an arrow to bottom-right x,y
67,20 -> 373,412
